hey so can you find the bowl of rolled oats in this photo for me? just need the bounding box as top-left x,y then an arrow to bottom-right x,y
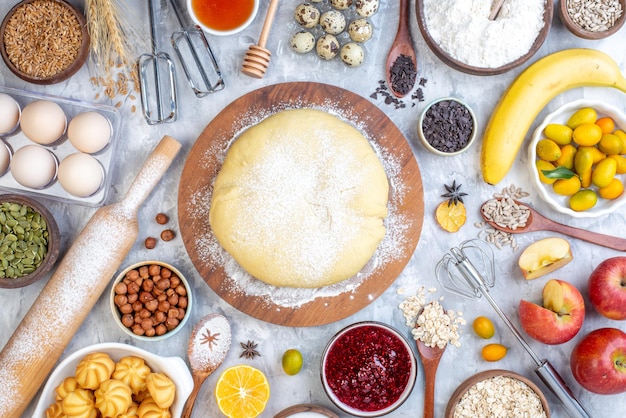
445,369 -> 550,418
0,0 -> 90,84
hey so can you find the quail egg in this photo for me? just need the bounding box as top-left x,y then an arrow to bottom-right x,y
348,18 -> 373,42
330,0 -> 352,10
294,3 -> 320,28
355,0 -> 379,17
290,30 -> 316,54
320,10 -> 346,35
340,43 -> 365,67
316,34 -> 340,60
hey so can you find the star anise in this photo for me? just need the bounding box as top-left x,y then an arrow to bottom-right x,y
200,330 -> 220,349
239,340 -> 261,359
442,180 -> 468,206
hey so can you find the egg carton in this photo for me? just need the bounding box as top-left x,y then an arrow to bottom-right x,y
0,85 -> 120,207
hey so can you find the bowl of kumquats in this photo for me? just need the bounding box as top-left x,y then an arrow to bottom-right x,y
529,99 -> 626,218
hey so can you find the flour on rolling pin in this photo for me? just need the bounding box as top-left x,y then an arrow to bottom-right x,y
0,136 -> 181,417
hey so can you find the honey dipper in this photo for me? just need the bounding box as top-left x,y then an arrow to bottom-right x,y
241,0 -> 280,78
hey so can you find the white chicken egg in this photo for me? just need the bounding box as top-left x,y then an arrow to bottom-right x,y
11,145 -> 57,189
0,141 -> 11,176
320,10 -> 346,35
340,42 -> 365,67
316,34 -> 340,60
355,0 -> 379,17
290,31 -> 316,54
348,18 -> 373,42
294,3 -> 320,28
0,93 -> 20,135
20,100 -> 67,145
58,153 -> 104,197
68,111 -> 112,154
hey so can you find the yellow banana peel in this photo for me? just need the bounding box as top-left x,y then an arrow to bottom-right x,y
481,48 -> 626,185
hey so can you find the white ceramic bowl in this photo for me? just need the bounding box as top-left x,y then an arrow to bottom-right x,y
110,260 -> 193,341
186,0 -> 259,36
321,321 -> 417,417
32,342 -> 194,417
418,97 -> 477,156
529,99 -> 626,218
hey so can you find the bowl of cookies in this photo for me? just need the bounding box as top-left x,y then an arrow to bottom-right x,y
110,260 -> 193,341
32,342 -> 194,417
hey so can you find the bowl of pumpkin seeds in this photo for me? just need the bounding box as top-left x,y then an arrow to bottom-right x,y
0,194 -> 60,288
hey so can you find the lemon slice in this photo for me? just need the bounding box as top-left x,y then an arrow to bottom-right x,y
435,201 -> 466,232
215,365 -> 270,418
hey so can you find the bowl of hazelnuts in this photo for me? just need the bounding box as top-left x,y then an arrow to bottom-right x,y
110,260 -> 192,341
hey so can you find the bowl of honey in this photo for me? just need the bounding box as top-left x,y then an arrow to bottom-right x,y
187,0 -> 259,36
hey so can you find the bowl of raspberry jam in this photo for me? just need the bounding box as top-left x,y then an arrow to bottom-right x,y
321,321 -> 417,416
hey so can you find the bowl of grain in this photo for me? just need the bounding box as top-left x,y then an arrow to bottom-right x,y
445,370 -> 551,418
110,260 -> 193,341
416,0 -> 553,75
418,97 -> 477,156
0,194 -> 60,289
559,0 -> 625,39
0,0 -> 90,85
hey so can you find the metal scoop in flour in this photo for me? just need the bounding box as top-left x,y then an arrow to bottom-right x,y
436,239 -> 593,418
139,0 -> 177,124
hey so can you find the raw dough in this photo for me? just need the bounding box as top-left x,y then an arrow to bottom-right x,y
209,108 -> 389,288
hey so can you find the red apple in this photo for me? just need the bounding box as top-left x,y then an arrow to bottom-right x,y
570,327 -> 626,394
518,279 -> 585,345
588,256 -> 626,320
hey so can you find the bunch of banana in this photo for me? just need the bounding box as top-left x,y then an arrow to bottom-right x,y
481,48 -> 626,185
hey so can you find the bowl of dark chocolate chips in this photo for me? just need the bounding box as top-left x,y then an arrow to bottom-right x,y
418,97 -> 477,156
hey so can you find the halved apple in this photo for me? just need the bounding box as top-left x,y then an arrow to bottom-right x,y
518,279 -> 585,345
518,237 -> 573,280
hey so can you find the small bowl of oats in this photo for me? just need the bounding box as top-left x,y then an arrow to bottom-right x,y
445,369 -> 550,418
0,0 -> 90,85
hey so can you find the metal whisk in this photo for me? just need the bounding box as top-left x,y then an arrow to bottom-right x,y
436,239 -> 593,418
168,0 -> 224,97
139,0 -> 177,125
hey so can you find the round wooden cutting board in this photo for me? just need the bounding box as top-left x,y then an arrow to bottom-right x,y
178,82 -> 424,327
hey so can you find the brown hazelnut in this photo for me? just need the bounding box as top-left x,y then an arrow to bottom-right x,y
118,303 -> 133,314
160,229 -> 175,241
114,294 -> 128,307
165,317 -> 179,330
167,293 -> 179,306
157,300 -> 171,312
167,308 -> 179,319
175,285 -> 187,296
157,293 -> 167,302
155,311 -> 167,324
127,282 -> 140,295
155,324 -> 167,336
144,237 -> 157,249
121,314 -> 134,327
178,296 -> 188,309
161,268 -> 172,280
142,279 -> 154,292
156,278 -> 170,291
139,265 -> 149,279
140,318 -> 154,330
126,269 -> 139,281
145,299 -> 159,312
148,264 -> 161,276
132,301 -> 143,312
132,325 -> 145,336
155,213 -> 169,224
144,327 -> 156,337
169,275 -> 180,288
127,293 -> 138,304
114,282 -> 127,295
139,308 -> 151,319
139,291 -> 154,303
177,308 -> 186,320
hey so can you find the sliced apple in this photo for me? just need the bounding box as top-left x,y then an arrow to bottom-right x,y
518,279 -> 585,345
518,237 -> 573,280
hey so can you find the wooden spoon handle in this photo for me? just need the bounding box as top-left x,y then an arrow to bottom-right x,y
423,366 -> 436,418
257,0 -> 280,48
539,220 -> 626,251
181,375 -> 207,418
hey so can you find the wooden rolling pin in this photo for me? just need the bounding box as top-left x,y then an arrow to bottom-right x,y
0,135 -> 181,417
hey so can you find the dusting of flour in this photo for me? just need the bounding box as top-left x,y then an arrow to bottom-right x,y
185,102 -> 414,309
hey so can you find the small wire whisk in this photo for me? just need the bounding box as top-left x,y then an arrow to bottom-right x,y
436,239 -> 593,418
168,0 -> 224,97
139,0 -> 177,125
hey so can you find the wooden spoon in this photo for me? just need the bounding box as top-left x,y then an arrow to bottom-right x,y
488,0 -> 506,20
415,308 -> 447,418
241,0 -> 280,78
481,199 -> 626,251
385,0 -> 417,98
181,313 -> 232,418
